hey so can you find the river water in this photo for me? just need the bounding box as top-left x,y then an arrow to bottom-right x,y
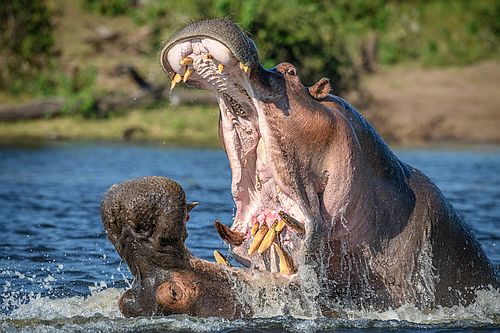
0,143 -> 498,332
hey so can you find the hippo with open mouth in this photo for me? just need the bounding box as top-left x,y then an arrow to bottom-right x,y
102,18 -> 498,318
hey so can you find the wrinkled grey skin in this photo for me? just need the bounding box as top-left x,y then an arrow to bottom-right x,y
106,18 -> 498,318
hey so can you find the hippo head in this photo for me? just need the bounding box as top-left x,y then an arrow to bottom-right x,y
101,176 -> 190,269
160,18 -> 395,275
101,177 -> 201,316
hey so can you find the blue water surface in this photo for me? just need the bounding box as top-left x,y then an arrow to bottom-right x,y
0,142 -> 498,332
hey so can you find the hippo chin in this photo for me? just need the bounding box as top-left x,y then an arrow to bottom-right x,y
103,18 -> 498,318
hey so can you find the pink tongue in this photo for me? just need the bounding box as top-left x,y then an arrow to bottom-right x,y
255,209 -> 280,228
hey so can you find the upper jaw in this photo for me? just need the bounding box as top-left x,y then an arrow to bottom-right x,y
161,24 -> 308,276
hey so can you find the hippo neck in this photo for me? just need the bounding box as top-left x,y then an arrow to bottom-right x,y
327,96 -> 415,248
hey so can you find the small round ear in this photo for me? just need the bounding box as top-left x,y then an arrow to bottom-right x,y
309,77 -> 332,100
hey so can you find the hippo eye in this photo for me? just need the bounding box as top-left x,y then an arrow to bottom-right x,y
286,67 -> 296,76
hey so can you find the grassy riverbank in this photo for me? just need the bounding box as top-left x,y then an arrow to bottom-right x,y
0,104 -> 221,147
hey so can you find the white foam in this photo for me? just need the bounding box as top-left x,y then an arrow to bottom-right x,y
346,286 -> 500,324
1,285 -> 498,333
6,287 -> 123,320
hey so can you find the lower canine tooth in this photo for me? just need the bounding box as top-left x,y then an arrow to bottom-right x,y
215,220 -> 245,245
214,250 -> 231,266
278,211 -> 305,235
272,243 -> 296,275
258,221 -> 277,254
183,68 -> 193,82
248,224 -> 269,255
218,63 -> 224,74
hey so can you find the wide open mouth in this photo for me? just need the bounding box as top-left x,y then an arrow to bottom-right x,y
161,33 -> 307,276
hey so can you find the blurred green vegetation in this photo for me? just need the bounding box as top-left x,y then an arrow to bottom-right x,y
1,0 -> 100,116
1,0 -> 498,104
0,0 -> 56,94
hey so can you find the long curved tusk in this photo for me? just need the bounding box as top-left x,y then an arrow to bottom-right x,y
214,220 -> 245,245
272,242 -> 297,275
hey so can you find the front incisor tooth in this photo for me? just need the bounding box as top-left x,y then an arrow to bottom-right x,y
218,63 -> 224,74
258,221 -> 277,254
183,68 -> 193,82
251,222 -> 259,236
272,243 -> 297,275
248,224 -> 269,255
170,73 -> 182,90
180,57 -> 193,65
214,250 -> 231,267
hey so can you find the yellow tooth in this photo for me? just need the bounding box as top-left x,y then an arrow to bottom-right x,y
214,250 -> 231,266
239,62 -> 249,74
187,201 -> 199,213
256,175 -> 262,191
258,221 -> 277,254
275,185 -> 282,194
180,57 -> 193,66
183,68 -> 193,82
251,222 -> 259,236
272,243 -> 297,275
275,219 -> 286,232
248,224 -> 269,255
278,211 -> 305,235
170,73 -> 182,90
218,63 -> 224,74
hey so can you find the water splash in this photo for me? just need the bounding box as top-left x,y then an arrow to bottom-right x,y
7,288 -> 123,321
0,285 -> 498,332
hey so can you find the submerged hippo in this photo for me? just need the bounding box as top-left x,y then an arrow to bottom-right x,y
102,176 -> 294,318
102,18 -> 498,318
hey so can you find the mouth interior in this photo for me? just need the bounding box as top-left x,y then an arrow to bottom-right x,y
163,38 -> 306,275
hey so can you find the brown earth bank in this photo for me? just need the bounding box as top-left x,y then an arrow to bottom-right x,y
356,60 -> 500,146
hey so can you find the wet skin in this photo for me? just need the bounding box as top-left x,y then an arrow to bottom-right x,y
102,18 -> 498,318
101,176 -> 271,318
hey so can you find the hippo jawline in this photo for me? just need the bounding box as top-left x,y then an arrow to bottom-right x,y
161,21 -> 307,275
